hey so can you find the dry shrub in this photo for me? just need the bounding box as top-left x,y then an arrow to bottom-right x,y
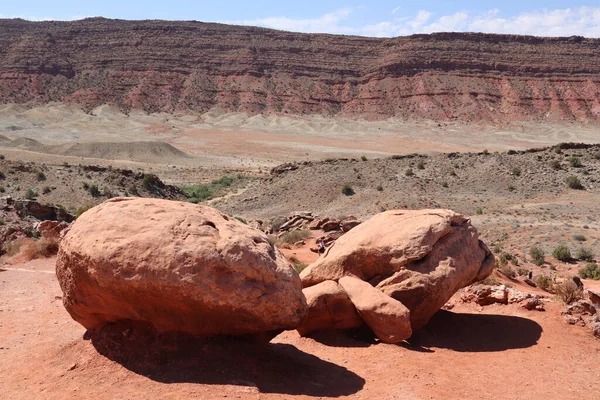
20,237 -> 60,260
279,230 -> 311,245
289,256 -> 308,273
555,280 -> 583,304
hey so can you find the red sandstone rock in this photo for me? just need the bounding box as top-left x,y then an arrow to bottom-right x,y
301,209 -> 494,329
56,198 -> 307,337
338,276 -> 412,344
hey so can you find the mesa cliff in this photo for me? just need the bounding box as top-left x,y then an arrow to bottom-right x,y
1,18 -> 600,122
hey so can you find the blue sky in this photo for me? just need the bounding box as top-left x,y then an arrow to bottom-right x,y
2,1 -> 600,37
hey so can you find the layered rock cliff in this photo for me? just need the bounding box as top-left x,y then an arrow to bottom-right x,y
1,18 -> 599,122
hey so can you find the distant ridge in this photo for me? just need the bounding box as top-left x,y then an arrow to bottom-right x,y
0,19 -> 599,123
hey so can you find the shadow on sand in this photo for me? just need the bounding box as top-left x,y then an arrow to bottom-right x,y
88,322 -> 365,397
405,310 -> 543,352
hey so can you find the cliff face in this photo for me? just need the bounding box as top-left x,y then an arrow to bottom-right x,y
1,18 -> 600,123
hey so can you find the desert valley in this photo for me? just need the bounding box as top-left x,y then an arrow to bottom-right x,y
1,17 -> 600,400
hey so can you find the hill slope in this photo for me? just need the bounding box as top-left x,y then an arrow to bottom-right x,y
0,18 -> 600,122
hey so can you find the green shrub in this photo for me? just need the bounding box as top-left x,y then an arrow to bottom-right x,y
75,204 -> 94,218
42,186 -> 51,194
25,188 -> 36,200
573,234 -> 586,242
534,275 -> 552,291
549,160 -> 561,170
0,186 -> 4,193
142,174 -> 161,190
417,160 -> 426,170
507,184 -> 515,191
405,168 -> 414,176
0,171 -> 5,180
497,263 -> 516,278
555,280 -> 583,304
576,247 -> 594,262
482,149 -> 489,155
510,166 -> 521,176
569,156 -> 582,168
566,175 -> 583,189
341,184 -> 354,196
182,185 -> 213,203
595,151 -> 600,160
361,155 -> 367,161
0,154 -> 4,160
279,230 -> 311,245
36,171 -> 46,181
449,169 -> 456,176
440,181 -> 448,188
289,256 -> 308,273
211,176 -> 234,186
476,208 -> 483,215
579,262 -> 600,280
234,216 -> 248,224
517,267 -> 531,277
553,244 -> 571,262
88,184 -> 101,197
529,246 -> 545,266
376,185 -> 383,192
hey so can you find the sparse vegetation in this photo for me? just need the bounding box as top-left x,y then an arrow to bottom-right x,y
25,188 -> 36,200
510,166 -> 521,176
497,262 -> 516,278
576,247 -> 594,262
417,160 -> 425,170
573,234 -> 586,242
568,156 -> 582,168
555,280 -> 583,304
0,171 -> 5,180
234,216 -> 247,224
36,171 -> 46,181
552,244 -> 571,262
142,173 -> 161,190
376,185 -> 383,192
507,184 -> 515,191
566,175 -> 583,190
22,238 -> 60,260
211,176 -> 234,186
87,184 -> 101,197
75,204 -> 95,218
289,256 -> 308,273
42,186 -> 51,194
183,185 -> 213,203
361,155 -> 367,161
279,230 -> 311,245
476,207 -> 483,215
534,275 -> 552,291
405,168 -> 414,176
341,184 -> 354,196
579,262 -> 600,280
549,160 -> 561,170
529,246 -> 545,266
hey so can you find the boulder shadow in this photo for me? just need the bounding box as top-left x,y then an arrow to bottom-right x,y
405,310 -> 543,353
88,322 -> 365,397
307,326 -> 378,348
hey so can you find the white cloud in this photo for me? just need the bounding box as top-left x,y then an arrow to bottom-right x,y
224,8 -> 354,35
223,7 -> 600,38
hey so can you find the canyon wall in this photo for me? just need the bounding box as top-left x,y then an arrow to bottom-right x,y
0,18 -> 599,122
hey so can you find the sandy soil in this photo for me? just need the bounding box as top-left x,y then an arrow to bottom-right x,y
1,257 -> 599,400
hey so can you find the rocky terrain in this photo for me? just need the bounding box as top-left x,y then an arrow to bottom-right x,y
1,18 -> 600,122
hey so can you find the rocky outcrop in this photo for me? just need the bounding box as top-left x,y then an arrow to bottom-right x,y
56,198 -> 307,337
301,209 -> 494,330
1,19 -> 600,123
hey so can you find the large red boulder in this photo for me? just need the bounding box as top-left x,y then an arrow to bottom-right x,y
301,209 -> 494,329
56,198 -> 307,337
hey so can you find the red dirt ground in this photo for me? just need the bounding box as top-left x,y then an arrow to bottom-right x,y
1,257 -> 599,400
